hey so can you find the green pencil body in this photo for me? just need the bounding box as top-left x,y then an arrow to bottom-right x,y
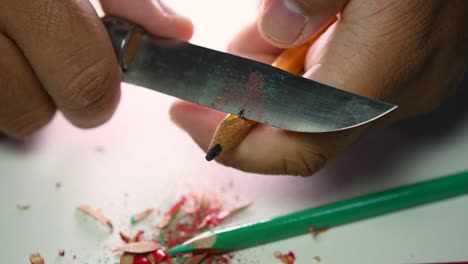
169,171 -> 468,255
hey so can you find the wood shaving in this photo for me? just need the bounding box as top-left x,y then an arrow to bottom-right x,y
131,208 -> 155,225
274,251 -> 295,264
77,204 -> 113,232
182,193 -> 211,213
309,226 -> 330,237
29,253 -> 44,264
16,204 -> 31,211
119,253 -> 134,264
157,197 -> 186,229
95,145 -> 105,152
313,256 -> 321,262
198,201 -> 252,229
184,253 -> 207,264
113,241 -> 160,254
119,232 -> 132,243
120,230 -> 144,243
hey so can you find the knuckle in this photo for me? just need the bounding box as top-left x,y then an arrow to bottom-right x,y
3,105 -> 55,140
61,56 -> 119,112
282,149 -> 328,177
4,112 -> 54,139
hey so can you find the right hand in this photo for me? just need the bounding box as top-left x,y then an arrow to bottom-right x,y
170,0 -> 468,176
0,0 -> 193,139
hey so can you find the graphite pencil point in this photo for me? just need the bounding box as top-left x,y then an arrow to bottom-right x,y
205,144 -> 222,161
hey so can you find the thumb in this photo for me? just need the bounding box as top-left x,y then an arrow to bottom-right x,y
258,0 -> 348,48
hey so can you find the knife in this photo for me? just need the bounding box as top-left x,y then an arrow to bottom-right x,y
102,16 -> 397,133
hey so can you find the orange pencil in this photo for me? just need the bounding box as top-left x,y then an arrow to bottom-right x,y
206,17 -> 338,161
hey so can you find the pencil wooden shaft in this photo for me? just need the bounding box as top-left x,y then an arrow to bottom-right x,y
206,17 -> 338,160
198,171 -> 468,253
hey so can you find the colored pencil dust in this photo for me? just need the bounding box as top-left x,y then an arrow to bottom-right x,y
167,171 -> 468,255
111,193 -> 250,264
205,17 -> 338,161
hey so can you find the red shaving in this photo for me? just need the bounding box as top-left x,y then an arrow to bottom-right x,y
198,201 -> 252,229
134,256 -> 151,264
113,193 -> 250,264
58,250 -> 65,256
152,249 -> 168,262
274,251 -> 296,264
157,197 -> 187,229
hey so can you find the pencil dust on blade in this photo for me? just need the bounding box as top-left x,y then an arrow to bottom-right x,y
103,16 -> 397,133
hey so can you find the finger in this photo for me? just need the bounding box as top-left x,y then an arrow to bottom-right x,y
227,22 -> 282,59
170,101 -> 225,148
303,0 -> 454,117
0,34 -> 55,139
1,0 -> 121,128
257,0 -> 348,48
100,0 -> 194,41
170,101 -> 360,176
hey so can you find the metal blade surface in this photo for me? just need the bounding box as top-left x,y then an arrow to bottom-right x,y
122,35 -> 396,132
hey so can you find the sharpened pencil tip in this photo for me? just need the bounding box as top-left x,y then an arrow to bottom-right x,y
205,144 -> 222,161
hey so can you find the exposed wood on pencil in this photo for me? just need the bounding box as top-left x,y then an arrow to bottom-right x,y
206,116 -> 257,161
182,230 -> 217,249
205,17 -> 338,161
77,204 -> 113,232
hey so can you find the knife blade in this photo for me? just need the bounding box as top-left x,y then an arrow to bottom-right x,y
102,16 -> 397,133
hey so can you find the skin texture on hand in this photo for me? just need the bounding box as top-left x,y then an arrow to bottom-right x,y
170,0 -> 468,176
0,0 -> 193,139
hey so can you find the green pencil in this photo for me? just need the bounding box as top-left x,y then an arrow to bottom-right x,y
168,170 -> 468,255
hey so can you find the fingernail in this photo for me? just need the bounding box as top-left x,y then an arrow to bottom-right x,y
260,0 -> 308,44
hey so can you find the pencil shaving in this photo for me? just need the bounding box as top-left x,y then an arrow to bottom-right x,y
113,240 -> 160,253
274,251 -> 296,264
17,204 -> 31,211
29,253 -> 44,264
77,204 -> 113,232
119,232 -> 131,243
120,230 -> 144,243
157,196 -> 186,229
131,208 -> 155,224
119,253 -> 134,264
198,201 -> 252,229
309,226 -> 330,236
182,193 -> 210,213
184,253 -> 208,264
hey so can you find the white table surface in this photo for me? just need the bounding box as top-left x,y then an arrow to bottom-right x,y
2,1 -> 468,263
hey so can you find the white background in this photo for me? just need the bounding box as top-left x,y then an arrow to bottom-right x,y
1,1 -> 468,263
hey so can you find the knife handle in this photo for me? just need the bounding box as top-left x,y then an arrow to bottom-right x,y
102,16 -> 145,72
206,16 -> 339,161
